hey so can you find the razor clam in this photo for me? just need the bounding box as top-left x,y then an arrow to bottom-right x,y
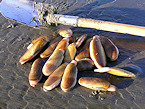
75,38 -> 92,61
59,29 -> 73,38
40,37 -> 62,58
79,77 -> 116,92
19,37 -> 52,64
99,36 -> 119,61
64,34 -> 87,63
43,63 -> 68,91
94,67 -> 136,77
61,60 -> 78,92
29,58 -> 45,87
89,35 -> 106,68
42,49 -> 65,76
77,58 -> 94,71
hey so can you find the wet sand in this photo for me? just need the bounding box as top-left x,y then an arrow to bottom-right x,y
0,0 -> 145,108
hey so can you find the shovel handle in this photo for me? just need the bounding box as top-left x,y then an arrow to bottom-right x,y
77,18 -> 145,37
46,14 -> 145,37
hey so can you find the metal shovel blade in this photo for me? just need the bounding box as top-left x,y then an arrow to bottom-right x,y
0,0 -> 41,26
0,0 -> 115,27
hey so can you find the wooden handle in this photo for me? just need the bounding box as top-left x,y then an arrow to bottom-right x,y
77,18 -> 145,37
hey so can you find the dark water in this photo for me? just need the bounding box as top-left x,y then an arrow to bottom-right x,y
0,0 -> 145,108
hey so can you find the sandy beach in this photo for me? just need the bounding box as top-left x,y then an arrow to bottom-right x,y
0,0 -> 145,108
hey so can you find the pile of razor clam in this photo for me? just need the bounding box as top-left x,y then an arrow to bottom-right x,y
19,29 -> 135,92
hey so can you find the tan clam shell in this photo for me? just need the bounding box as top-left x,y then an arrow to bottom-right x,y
68,36 -> 74,43
59,29 -> 73,38
29,58 -> 45,87
32,33 -> 56,44
42,38 -> 68,76
42,49 -> 64,76
63,43 -> 77,63
94,67 -> 136,77
54,38 -> 69,52
77,58 -> 94,71
27,33 -> 56,49
19,38 -> 49,64
99,36 -> 119,61
61,60 -> 78,92
40,37 -> 62,58
75,34 -> 87,48
78,77 -> 111,91
75,38 -> 92,61
89,35 -> 106,68
63,34 -> 87,63
75,50 -> 90,61
43,63 -> 68,91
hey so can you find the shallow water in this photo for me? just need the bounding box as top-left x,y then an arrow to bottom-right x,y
0,0 -> 145,108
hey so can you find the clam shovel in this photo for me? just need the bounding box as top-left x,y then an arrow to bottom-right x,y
1,0 -> 145,37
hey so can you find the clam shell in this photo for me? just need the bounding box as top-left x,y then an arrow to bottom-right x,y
19,38 -> 49,64
75,34 -> 87,48
75,50 -> 90,61
42,38 -> 68,76
43,63 -> 68,91
29,58 -> 45,87
75,38 -> 92,61
27,33 -> 56,49
77,58 -> 94,71
79,77 -> 111,91
61,60 -> 78,92
99,36 -> 119,61
40,37 -> 62,58
89,35 -> 106,68
69,35 -> 76,44
54,38 -> 69,52
42,49 -> 64,76
94,67 -> 136,77
27,43 -> 33,50
59,29 -> 72,38
64,43 -> 77,63
32,33 -> 56,44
